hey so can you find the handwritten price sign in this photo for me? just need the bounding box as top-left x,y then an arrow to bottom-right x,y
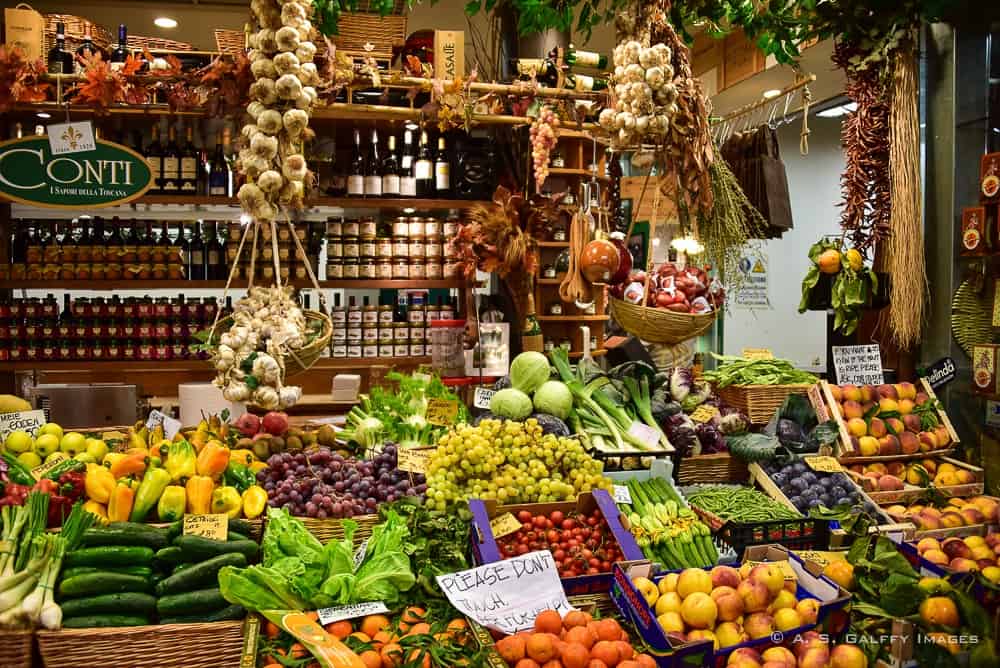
183,513 -> 228,540
426,399 -> 459,426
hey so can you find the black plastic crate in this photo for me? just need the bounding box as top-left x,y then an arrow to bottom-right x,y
690,504 -> 831,553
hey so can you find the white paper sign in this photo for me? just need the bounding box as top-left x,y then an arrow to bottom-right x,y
831,345 -> 884,386
47,121 -> 96,155
352,537 -> 369,572
612,485 -> 632,505
146,410 -> 182,440
436,550 -> 574,635
0,410 -> 46,441
627,421 -> 660,449
316,601 -> 389,626
473,387 -> 495,410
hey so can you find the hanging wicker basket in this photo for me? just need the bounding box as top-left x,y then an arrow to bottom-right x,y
206,311 -> 332,378
611,296 -> 717,344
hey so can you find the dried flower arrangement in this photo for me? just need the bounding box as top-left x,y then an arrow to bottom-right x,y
0,45 -> 49,111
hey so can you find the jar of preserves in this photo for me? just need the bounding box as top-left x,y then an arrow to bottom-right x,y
407,238 -> 424,258
542,264 -> 556,278
392,236 -> 408,258
203,298 -> 218,323
548,302 -> 563,315
342,258 -> 359,278
75,341 -> 91,361
261,265 -> 275,281
360,217 -> 377,237
408,217 -> 424,238
187,298 -> 204,322
327,236 -> 343,258
137,339 -> 154,361
443,214 -> 460,238
424,236 -> 442,259
408,304 -> 425,325
363,341 -> 378,358
378,305 -> 393,325
343,219 -> 360,237
153,318 -> 170,340
378,342 -> 393,358
347,327 -> 362,344
327,217 -> 343,237
347,303 -> 362,327
278,244 -> 291,264
360,236 -> 377,257
154,341 -> 172,361
426,261 -> 443,280
171,340 -> 188,360
392,216 -> 409,237
363,303 -> 378,325
261,244 -> 274,262
376,237 -> 393,259
277,225 -> 291,243
444,262 -> 462,279
409,341 -> 425,356
342,236 -> 360,259
409,323 -> 426,341
378,325 -> 394,343
326,258 -> 343,279
544,338 -> 555,352
409,259 -> 426,280
424,217 -> 441,237
377,260 -> 393,280
347,342 -> 362,358
331,341 -> 347,358
393,258 -> 409,279
153,297 -> 170,318
359,259 -> 377,279
294,264 -> 308,280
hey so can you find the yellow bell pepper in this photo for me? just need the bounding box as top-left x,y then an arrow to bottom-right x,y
85,463 -> 116,504
211,485 -> 242,519
241,486 -> 268,519
229,449 -> 256,466
185,475 -> 215,515
83,500 -> 109,525
157,485 -> 187,522
249,461 -> 268,474
108,479 -> 137,523
196,440 -> 230,478
108,452 -> 148,479
164,440 -> 197,483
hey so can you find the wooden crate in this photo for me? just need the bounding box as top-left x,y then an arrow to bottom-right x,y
851,456 -> 984,504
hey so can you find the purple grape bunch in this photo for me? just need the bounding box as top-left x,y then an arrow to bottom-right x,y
257,443 -> 427,518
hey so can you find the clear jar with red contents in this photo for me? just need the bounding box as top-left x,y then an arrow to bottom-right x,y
170,340 -> 188,360
170,296 -> 185,319
22,298 -> 39,320
137,320 -> 154,339
169,321 -> 188,342
23,320 -> 39,339
121,340 -> 138,361
186,298 -> 204,323
7,321 -> 22,340
38,340 -> 54,361
123,297 -> 139,320
203,298 -> 218,324
137,339 -> 154,361
136,298 -> 154,320
153,318 -> 170,340
41,295 -> 57,319
10,299 -> 24,321
90,321 -> 108,339
428,319 -> 467,377
90,342 -> 107,361
56,339 -> 71,361
72,320 -> 89,340
122,319 -> 138,340
106,340 -> 123,360
153,297 -> 170,319
73,340 -> 90,361
0,296 -> 12,321
105,320 -> 123,339
24,340 -> 38,362
91,297 -> 108,319
153,341 -> 172,360
108,296 -> 124,319
75,297 -> 92,318
40,321 -> 55,342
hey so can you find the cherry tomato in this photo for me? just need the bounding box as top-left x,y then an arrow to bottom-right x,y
553,549 -> 566,560
546,530 -> 560,543
550,511 -> 564,525
517,511 -> 532,522
515,544 -> 529,555
587,516 -> 599,526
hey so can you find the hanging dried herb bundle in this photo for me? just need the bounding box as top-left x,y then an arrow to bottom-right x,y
833,40 -> 892,255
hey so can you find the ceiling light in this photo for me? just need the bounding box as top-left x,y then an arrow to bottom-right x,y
36,112 -> 50,119
154,17 -> 178,29
817,102 -> 857,118
402,207 -> 416,214
762,89 -> 781,99
670,236 -> 704,255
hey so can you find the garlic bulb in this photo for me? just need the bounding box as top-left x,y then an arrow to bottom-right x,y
250,78 -> 277,105
246,101 -> 266,119
273,51 -> 300,76
238,183 -> 265,209
298,62 -> 319,85
251,133 -> 279,159
256,109 -> 282,135
283,108 -> 309,135
623,41 -> 642,64
250,58 -> 277,80
638,48 -> 659,69
275,73 -> 303,100
256,29 -> 277,53
257,169 -> 283,194
275,25 -> 300,52
295,41 -> 316,62
282,153 -> 307,182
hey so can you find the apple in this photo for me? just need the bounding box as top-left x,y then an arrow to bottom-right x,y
84,438 -> 108,463
16,451 -> 40,468
73,452 -> 96,464
4,430 -> 32,454
33,433 -> 60,458
632,576 -> 659,606
37,423 -> 64,440
59,432 -> 86,456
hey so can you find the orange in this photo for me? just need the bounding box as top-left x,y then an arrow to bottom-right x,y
635,656 -> 657,668
406,648 -> 431,668
264,621 -> 281,639
360,614 -> 391,638
405,622 -> 431,637
349,632 -> 372,643
562,643 -> 591,668
515,661 -> 543,668
360,651 -> 382,668
380,642 -> 404,668
591,641 -> 620,667
585,661 -> 609,668
371,631 -> 394,647
289,644 -> 307,659
614,641 -> 634,661
399,606 -> 426,631
527,633 -> 557,663
497,635 -> 528,663
541,661 -> 564,668
595,619 -> 622,642
534,610 -> 564,635
818,249 -> 841,274
618,662 -> 643,668
564,625 -> 597,650
325,620 -> 353,640
563,610 -> 592,629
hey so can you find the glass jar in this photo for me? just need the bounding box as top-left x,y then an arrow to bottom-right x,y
347,342 -> 362,358
408,238 -> 424,258
326,258 -> 343,279
171,340 -> 188,360
331,341 -> 347,358
137,339 -> 154,361
444,262 -> 462,279
363,341 -> 378,358
359,217 -> 377,237
409,341 -> 425,356
392,236 -> 408,258
424,237 -> 442,259
203,298 -> 218,323
544,338 -> 555,352
327,236 -> 343,258
429,319 -> 467,377
360,236 -> 377,258
376,237 -> 393,259
408,217 -> 425,238
443,214 -> 460,238
347,326 -> 362,343
392,216 -> 409,237
342,258 -> 359,278
378,325 -> 394,343
409,259 -> 426,280
359,259 -> 377,279
393,258 -> 409,279
342,236 -> 359,259
548,302 -> 563,315
426,261 -> 443,280
424,217 -> 441,237
327,218 -> 343,237
542,264 -> 556,278
362,304 -> 378,325
408,305 -> 425,325
377,260 -> 393,280
409,323 -> 426,341
342,219 -> 360,237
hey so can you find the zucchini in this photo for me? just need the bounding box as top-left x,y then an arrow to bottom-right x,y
155,553 -> 248,597
63,546 -> 154,569
172,563 -> 195,574
62,615 -> 150,628
59,573 -> 151,598
61,566 -> 153,581
156,587 -> 228,617
228,518 -> 252,537
227,531 -> 249,542
165,520 -> 183,541
160,604 -> 246,625
173,535 -> 257,561
80,523 -> 169,550
154,546 -> 185,566
61,593 -> 157,618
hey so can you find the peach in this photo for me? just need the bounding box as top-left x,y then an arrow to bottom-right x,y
939,511 -> 965,528
829,644 -> 869,668
920,459 -> 938,475
983,566 -> 1000,583
868,417 -> 887,437
950,557 -> 980,572
737,578 -> 771,613
897,382 -> 917,400
915,513 -> 942,530
898,432 -> 920,455
846,418 -> 868,438
915,391 -> 930,405
829,384 -> 843,402
885,504 -> 909,521
885,417 -> 905,435
919,596 -> 960,627
749,564 -> 786,597
933,426 -> 951,448
965,535 -> 987,548
897,398 -> 915,415
905,466 -> 928,486
916,537 -> 941,553
795,598 -> 820,625
709,586 -> 737,602
761,647 -> 797,668
824,562 -> 856,591
861,401 -> 877,416
743,612 -> 774,639
842,401 -> 863,420
794,631 -> 827,659
657,572 -> 679,594
973,498 -> 999,522
878,397 -> 899,414
868,462 -> 887,474
860,385 -> 876,403
710,565 -> 741,589
654,591 -> 683,616
878,435 -> 901,456
941,537 -> 972,559
918,431 -> 939,452
955,469 -> 976,484
901,414 -> 922,433
773,607 -> 802,632
935,472 -> 959,485
713,590 -> 744,622
876,384 -> 898,400
857,436 -> 880,457
686,629 -> 718,650
923,549 -> 949,565
877,474 -> 904,491
921,506 -> 941,518
977,558 -> 996,570
676,568 -> 713,599
768,589 -> 797,612
729,648 -> 763,667
886,461 -> 906,477
657,611 -> 685,634
715,621 -> 747,648
799,648 -> 832,668
988,533 -> 1000,548
680,592 -> 717,629
961,507 -> 985,525
841,385 -> 861,402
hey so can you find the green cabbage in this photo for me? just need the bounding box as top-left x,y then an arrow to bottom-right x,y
490,388 -> 533,420
532,380 -> 573,419
509,351 -> 551,394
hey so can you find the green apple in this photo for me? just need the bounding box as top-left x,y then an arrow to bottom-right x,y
44,451 -> 64,463
59,432 -> 87,456
74,452 -> 95,464
4,430 -> 33,454
37,423 -> 64,441
34,433 -> 61,458
16,451 -> 41,468
84,438 -> 108,462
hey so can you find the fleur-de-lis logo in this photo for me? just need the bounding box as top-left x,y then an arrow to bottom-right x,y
61,126 -> 82,150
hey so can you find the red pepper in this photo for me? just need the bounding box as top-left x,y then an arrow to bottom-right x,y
58,471 -> 86,501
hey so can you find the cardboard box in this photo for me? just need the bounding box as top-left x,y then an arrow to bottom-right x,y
5,4 -> 45,61
609,546 -> 851,667
468,489 -> 643,596
434,30 -> 463,81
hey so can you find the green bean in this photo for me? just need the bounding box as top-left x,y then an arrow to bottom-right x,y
686,485 -> 802,522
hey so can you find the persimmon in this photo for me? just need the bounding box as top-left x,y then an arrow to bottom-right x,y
371,630 -> 394,647
585,661 -> 609,668
406,648 -> 431,668
399,606 -> 426,631
358,650 -> 382,668
349,631 -> 372,643
515,660 -> 542,668
360,614 -> 391,638
534,610 -> 563,635
541,661 -> 564,668
614,641 -> 634,661
617,662 -> 643,668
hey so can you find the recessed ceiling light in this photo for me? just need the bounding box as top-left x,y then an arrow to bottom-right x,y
762,89 -> 781,99
154,17 -> 178,29
402,207 -> 416,214
36,112 -> 51,119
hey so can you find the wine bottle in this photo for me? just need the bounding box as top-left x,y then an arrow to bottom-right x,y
145,125 -> 164,195
222,127 -> 235,197
381,134 -> 400,197
210,222 -> 227,280
206,222 -> 222,280
75,27 -> 97,72
188,222 -> 205,280
551,45 -> 608,69
434,135 -> 450,197
414,131 -> 434,198
180,126 -> 199,193
364,129 -> 382,198
47,22 -> 73,75
110,24 -> 128,72
399,130 -> 417,198
565,72 -> 608,92
161,126 -> 180,193
208,132 -> 229,197
347,129 -> 365,197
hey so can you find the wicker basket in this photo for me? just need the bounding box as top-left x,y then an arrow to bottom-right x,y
206,310 -> 332,377
0,629 -> 33,668
296,514 -> 380,543
331,13 -> 407,60
215,29 -> 244,55
128,35 -> 194,51
716,383 -> 813,425
675,453 -> 749,485
610,296 -> 717,344
37,620 -> 245,668
44,13 -> 112,57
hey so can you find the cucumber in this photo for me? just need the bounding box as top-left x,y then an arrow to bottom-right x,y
61,593 -> 157,618
154,546 -> 185,566
160,604 -> 246,625
63,546 -> 154,569
61,566 -> 153,581
62,615 -> 150,628
80,523 -> 169,550
228,518 -> 252,537
165,520 -> 183,541
155,553 -> 248,597
172,563 -> 195,574
227,531 -> 249,542
173,535 -> 257,561
59,573 -> 151,598
156,587 -> 228,617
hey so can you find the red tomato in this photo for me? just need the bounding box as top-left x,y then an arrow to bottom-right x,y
550,511 -> 565,525
517,511 -> 532,522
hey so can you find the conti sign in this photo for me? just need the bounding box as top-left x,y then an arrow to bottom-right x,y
0,136 -> 154,208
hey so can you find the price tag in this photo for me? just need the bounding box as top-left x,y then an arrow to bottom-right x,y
316,601 -> 390,626
689,405 -> 720,424
0,410 -> 46,441
612,485 -> 632,505
30,452 -> 67,481
807,385 -> 830,423
490,512 -> 522,538
794,550 -> 847,568
831,345 -> 884,386
804,456 -> 843,473
426,399 -> 459,426
473,387 -> 496,410
183,513 -> 228,540
742,348 -> 774,360
397,447 -> 434,474
627,421 -> 660,449
146,410 -> 182,440
352,537 -> 370,571
744,559 -> 797,580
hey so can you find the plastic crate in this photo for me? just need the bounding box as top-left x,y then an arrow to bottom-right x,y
691,504 -> 831,553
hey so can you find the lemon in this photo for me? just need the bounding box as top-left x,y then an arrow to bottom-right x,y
846,248 -> 864,272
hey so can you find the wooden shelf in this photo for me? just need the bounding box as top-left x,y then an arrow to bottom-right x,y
0,279 -> 472,291
568,349 -> 607,359
125,195 -> 489,210
536,315 -> 610,322
547,167 -> 610,181
537,278 -> 565,285
0,356 -> 431,372
537,241 -> 570,248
